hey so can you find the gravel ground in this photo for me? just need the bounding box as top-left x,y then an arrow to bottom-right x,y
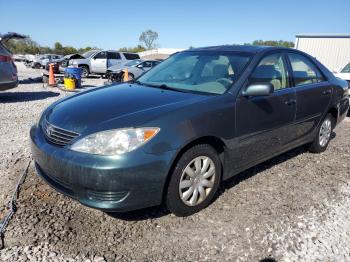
0,62 -> 349,261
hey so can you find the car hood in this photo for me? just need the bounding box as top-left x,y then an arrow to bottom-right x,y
45,83 -> 208,134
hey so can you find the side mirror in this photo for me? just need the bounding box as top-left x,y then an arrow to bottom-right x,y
136,64 -> 143,68
242,83 -> 274,97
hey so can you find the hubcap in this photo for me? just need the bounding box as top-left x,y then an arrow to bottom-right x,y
319,118 -> 332,147
179,156 -> 216,206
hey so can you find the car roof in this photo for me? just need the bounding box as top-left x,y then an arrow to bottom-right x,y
187,45 -> 291,54
106,50 -> 139,54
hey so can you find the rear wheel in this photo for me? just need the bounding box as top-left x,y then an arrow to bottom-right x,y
166,144 -> 221,216
309,113 -> 334,153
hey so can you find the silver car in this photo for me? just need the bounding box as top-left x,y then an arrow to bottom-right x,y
0,32 -> 25,91
69,50 -> 141,77
106,59 -> 161,82
31,54 -> 63,69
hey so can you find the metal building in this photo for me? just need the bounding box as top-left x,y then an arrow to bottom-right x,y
295,34 -> 350,71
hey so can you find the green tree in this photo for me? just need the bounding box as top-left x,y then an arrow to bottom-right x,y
139,30 -> 158,50
3,36 -> 99,55
118,45 -> 146,53
251,40 -> 294,48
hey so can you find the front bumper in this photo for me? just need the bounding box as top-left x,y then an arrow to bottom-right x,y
30,125 -> 176,212
0,79 -> 18,91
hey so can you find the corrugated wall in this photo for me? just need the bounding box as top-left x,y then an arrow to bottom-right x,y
296,37 -> 350,71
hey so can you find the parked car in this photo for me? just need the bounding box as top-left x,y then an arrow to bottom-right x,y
335,62 -> 350,85
24,54 -> 35,67
31,54 -> 63,69
58,53 -> 85,73
106,59 -> 161,82
30,45 -> 349,216
0,32 -> 25,91
69,50 -> 140,77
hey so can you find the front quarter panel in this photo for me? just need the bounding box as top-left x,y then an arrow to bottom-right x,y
141,94 -> 235,155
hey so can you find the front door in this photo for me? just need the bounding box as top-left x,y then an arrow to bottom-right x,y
91,51 -> 107,73
234,52 -> 296,168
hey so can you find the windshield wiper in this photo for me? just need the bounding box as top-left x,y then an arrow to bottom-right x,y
134,80 -> 144,85
145,83 -> 188,93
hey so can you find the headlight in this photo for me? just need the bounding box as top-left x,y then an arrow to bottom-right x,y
70,127 -> 160,155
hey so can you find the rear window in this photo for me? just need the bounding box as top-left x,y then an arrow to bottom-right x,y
124,53 -> 140,60
0,43 -> 9,54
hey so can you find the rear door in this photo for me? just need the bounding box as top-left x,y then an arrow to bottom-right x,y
107,51 -> 122,69
286,52 -> 332,140
235,52 -> 297,167
91,51 -> 107,73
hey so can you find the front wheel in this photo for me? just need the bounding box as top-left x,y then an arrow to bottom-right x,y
166,144 -> 221,216
309,113 -> 334,153
79,66 -> 89,78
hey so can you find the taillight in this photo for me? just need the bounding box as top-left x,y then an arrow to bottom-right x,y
0,55 -> 12,63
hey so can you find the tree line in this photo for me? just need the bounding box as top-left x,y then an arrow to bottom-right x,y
4,36 -> 98,55
4,29 -> 294,55
4,30 -> 159,55
246,40 -> 294,48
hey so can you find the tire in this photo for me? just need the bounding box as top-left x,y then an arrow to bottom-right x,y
309,113 -> 334,153
79,65 -> 89,78
128,73 -> 135,81
34,63 -> 41,69
166,144 -> 222,216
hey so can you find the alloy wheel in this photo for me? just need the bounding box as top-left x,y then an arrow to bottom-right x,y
319,118 -> 332,147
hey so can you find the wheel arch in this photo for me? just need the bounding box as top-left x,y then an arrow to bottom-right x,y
78,64 -> 90,71
328,107 -> 338,128
161,136 -> 226,204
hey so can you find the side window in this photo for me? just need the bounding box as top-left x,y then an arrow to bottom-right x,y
288,53 -> 325,86
142,61 -> 152,68
107,52 -> 121,60
152,61 -> 160,67
250,53 -> 288,91
124,53 -> 140,60
94,51 -> 107,59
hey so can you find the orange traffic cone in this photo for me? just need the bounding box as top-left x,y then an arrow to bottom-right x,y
123,68 -> 129,82
48,63 -> 56,87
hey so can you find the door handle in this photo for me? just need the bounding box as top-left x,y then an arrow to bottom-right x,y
322,90 -> 332,95
284,99 -> 296,106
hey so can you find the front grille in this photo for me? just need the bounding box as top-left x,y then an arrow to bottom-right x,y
42,119 -> 79,146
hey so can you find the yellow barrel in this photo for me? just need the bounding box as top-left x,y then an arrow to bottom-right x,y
64,78 -> 76,90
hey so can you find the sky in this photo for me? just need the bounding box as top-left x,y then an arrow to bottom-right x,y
1,0 -> 349,50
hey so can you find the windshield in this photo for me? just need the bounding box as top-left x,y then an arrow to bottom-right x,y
341,63 -> 350,73
82,50 -> 98,58
138,51 -> 251,94
125,59 -> 143,67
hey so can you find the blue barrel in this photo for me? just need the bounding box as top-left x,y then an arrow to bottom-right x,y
64,67 -> 82,88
